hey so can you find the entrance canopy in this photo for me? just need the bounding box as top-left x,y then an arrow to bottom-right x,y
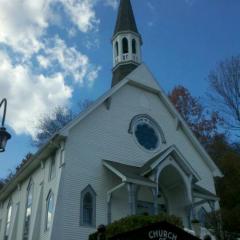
103,145 -> 219,225
103,145 -> 201,186
103,145 -> 218,202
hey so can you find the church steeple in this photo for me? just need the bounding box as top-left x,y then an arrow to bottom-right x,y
113,0 -> 139,37
112,0 -> 142,87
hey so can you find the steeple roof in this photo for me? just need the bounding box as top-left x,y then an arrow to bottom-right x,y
113,0 -> 139,37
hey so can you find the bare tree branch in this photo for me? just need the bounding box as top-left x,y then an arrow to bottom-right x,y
208,55 -> 240,134
32,99 -> 93,148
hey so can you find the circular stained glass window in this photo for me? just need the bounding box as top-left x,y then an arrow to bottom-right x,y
134,119 -> 159,151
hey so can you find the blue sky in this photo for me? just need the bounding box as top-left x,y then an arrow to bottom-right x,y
0,0 -> 240,178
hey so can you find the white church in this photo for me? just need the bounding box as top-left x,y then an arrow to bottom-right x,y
0,0 -> 222,240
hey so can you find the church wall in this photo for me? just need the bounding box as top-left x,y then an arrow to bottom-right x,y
57,82 -> 217,240
0,147 -> 63,240
128,65 -> 217,192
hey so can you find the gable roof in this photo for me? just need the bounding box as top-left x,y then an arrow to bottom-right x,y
141,145 -> 201,182
193,184 -> 219,201
104,145 -> 200,182
60,63 -> 222,178
140,146 -> 171,174
103,152 -> 218,201
103,160 -> 156,187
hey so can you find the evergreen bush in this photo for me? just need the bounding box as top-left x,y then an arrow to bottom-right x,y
89,213 -> 183,240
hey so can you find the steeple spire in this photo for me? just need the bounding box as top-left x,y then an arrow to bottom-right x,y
111,0 -> 142,87
113,0 -> 139,38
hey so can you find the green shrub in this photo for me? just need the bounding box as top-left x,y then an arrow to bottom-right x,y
191,219 -> 200,224
89,213 -> 183,240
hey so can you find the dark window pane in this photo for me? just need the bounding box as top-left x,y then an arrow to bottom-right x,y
83,193 -> 93,225
135,123 -> 158,150
49,157 -> 56,180
132,39 -> 136,54
122,38 -> 128,54
115,42 -> 119,56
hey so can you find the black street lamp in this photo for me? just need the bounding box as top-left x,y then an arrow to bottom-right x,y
0,98 -> 11,152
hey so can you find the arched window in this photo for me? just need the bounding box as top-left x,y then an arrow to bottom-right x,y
132,39 -> 137,54
122,37 -> 129,54
115,41 -> 119,56
80,185 -> 96,227
4,200 -> 12,240
23,180 -> 33,240
45,191 -> 54,231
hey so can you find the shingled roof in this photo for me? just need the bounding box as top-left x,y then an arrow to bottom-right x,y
113,0 -> 139,37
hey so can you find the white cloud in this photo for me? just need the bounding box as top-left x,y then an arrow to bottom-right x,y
68,28 -> 78,38
60,0 -> 100,32
185,0 -> 196,6
37,55 -> 51,68
0,0 -> 100,57
86,66 -> 102,87
104,0 -> 118,9
0,34 -> 101,136
147,2 -> 155,11
0,0 -> 50,57
0,0 -> 107,137
0,51 -> 72,137
38,36 -> 101,86
85,38 -> 100,49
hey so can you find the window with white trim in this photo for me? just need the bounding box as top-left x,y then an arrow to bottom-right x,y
49,154 -> 56,181
122,37 -> 129,54
23,180 -> 33,240
132,39 -> 137,54
115,41 -> 119,56
45,191 -> 54,231
80,185 -> 96,227
4,200 -> 12,240
129,115 -> 166,152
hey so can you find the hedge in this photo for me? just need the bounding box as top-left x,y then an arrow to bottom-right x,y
89,213 -> 183,240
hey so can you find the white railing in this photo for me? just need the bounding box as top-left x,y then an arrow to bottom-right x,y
115,53 -> 139,65
122,53 -> 129,61
133,54 -> 138,62
115,56 -> 120,65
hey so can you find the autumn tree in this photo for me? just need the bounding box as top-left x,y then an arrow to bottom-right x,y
169,85 -> 221,146
169,85 -> 240,237
208,55 -> 240,135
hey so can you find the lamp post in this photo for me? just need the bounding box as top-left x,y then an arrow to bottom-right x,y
0,98 -> 11,152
